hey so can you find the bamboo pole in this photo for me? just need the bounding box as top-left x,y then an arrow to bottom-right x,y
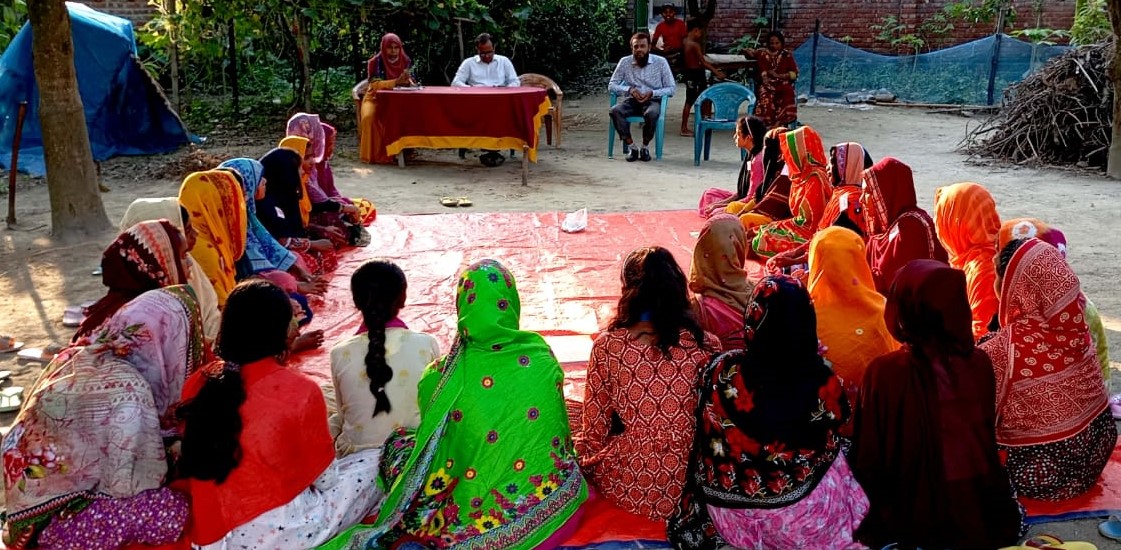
7,101 -> 28,228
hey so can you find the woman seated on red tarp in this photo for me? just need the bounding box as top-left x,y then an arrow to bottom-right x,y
579,247 -> 721,521
688,215 -> 751,351
850,260 -> 1023,549
765,141 -> 874,278
176,280 -> 383,548
748,125 -> 832,259
861,157 -> 948,295
933,182 -> 1001,341
286,113 -> 375,242
725,127 -> 793,230
980,239 -> 1115,502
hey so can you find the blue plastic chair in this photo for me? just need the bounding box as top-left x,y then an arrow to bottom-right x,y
607,92 -> 670,160
692,83 -> 756,166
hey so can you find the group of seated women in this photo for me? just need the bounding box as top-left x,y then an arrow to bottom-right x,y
2,117 -> 1114,550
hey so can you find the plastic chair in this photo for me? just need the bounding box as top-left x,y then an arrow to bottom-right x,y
692,82 -> 756,166
519,73 -> 564,147
607,92 -> 670,160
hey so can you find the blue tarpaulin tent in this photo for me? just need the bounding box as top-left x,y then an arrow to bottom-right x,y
0,2 -> 193,176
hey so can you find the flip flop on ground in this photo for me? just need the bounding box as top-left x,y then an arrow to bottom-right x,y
17,343 -> 64,364
0,335 -> 24,353
457,197 -> 473,207
440,197 -> 459,208
1099,516 -> 1121,542
0,387 -> 22,413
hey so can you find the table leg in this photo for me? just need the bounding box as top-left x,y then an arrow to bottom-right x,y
397,152 -> 406,168
521,146 -> 529,186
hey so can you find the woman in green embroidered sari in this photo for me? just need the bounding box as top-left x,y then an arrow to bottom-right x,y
327,259 -> 587,550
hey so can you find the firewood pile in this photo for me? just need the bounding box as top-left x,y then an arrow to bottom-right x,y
963,40 -> 1113,169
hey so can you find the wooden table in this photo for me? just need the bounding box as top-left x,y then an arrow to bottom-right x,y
375,86 -> 552,185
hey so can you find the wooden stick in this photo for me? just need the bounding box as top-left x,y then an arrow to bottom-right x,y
521,145 -> 529,186
7,101 -> 28,228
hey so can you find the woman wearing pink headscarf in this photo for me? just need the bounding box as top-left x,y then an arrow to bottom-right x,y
360,33 -> 415,165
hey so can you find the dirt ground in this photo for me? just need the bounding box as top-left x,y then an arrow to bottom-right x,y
0,86 -> 1119,545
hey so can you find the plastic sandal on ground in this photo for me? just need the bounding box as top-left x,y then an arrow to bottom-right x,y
0,386 -> 24,413
0,335 -> 23,353
1099,515 -> 1121,542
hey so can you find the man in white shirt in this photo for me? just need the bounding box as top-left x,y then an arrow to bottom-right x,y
452,33 -> 520,87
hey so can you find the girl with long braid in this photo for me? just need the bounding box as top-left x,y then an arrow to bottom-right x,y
329,260 -> 440,457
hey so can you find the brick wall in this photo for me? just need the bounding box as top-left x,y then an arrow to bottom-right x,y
76,0 -> 157,25
705,0 -> 1075,52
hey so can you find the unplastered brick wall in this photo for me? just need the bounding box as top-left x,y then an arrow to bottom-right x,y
705,0 -> 1075,52
76,0 -> 157,25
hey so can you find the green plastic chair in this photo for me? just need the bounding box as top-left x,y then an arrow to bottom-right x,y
692,82 -> 756,166
607,92 -> 670,160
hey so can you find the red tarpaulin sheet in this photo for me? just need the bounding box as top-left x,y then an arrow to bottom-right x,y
290,210 -> 717,385
375,86 -> 549,161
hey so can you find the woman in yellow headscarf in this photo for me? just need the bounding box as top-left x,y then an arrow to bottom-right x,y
179,170 -> 248,307
278,135 -> 314,227
807,226 -> 898,409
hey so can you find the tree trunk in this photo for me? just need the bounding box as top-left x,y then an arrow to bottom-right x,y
293,13 -> 313,111
1108,0 -> 1121,178
27,0 -> 110,239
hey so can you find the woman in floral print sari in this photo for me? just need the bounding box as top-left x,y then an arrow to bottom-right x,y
327,259 -> 588,550
2,286 -> 205,549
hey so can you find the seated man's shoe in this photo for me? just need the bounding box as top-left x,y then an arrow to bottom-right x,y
626,147 -> 639,162
640,147 -> 652,162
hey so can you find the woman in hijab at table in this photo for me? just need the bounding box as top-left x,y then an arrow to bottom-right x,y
995,218 -> 1110,385
980,238 -> 1115,501
118,199 -> 221,342
668,275 -> 866,550
361,33 -> 415,165
177,280 -> 382,549
750,125 -> 832,259
326,259 -> 587,549
861,157 -> 948,295
256,147 -> 338,276
3,287 -> 206,550
764,142 -> 874,277
849,260 -> 1023,550
580,247 -> 720,522
72,220 -> 190,343
807,227 -> 898,407
178,170 -> 248,308
689,215 -> 751,351
933,182 -> 1001,341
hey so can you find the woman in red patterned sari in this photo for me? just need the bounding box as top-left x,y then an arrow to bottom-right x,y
744,31 -> 798,128
980,238 -> 1115,501
579,247 -> 720,520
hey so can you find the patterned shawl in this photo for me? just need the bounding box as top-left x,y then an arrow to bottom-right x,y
934,182 -> 1000,340
670,275 -> 847,550
74,220 -> 188,342
219,158 -> 298,276
979,239 -> 1108,446
179,170 -> 248,307
119,197 -> 185,233
3,286 -> 204,544
779,126 -> 831,237
689,214 -> 751,311
285,113 -> 327,163
337,259 -> 587,549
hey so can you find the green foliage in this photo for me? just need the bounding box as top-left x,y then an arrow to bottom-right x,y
1011,27 -> 1071,46
1071,0 -> 1111,46
0,0 -> 27,53
519,0 -> 626,87
872,15 -> 926,54
943,0 -> 1016,28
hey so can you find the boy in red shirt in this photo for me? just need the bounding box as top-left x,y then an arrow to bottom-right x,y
652,4 -> 687,69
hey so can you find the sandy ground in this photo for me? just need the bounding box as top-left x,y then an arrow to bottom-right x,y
0,86 -> 1119,544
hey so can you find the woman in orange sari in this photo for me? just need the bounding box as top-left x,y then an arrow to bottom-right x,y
178,170 -> 248,307
765,141 -> 872,277
360,33 -> 415,164
750,125 -> 831,258
807,227 -> 897,408
933,182 -> 1000,341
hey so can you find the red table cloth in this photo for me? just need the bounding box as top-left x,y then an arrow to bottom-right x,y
375,86 -> 551,162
